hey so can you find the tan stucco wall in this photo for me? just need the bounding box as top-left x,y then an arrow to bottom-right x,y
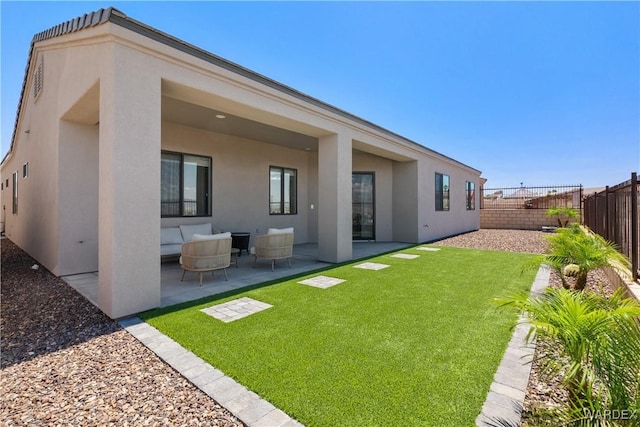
417,157 -> 481,242
58,121 -> 99,275
95,42 -> 162,318
392,161 -> 419,242
1,30 -> 109,276
161,123 -> 311,246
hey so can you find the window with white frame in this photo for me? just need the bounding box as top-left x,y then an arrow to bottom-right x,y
23,162 -> 29,178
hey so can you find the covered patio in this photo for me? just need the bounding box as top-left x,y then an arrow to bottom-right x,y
64,241 -> 412,315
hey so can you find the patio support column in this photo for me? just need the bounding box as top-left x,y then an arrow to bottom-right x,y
98,50 -> 161,318
318,132 -> 352,263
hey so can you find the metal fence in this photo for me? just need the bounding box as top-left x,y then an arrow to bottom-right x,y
583,172 -> 639,282
481,185 -> 583,210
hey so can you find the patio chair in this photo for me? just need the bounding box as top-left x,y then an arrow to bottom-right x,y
180,233 -> 232,286
251,228 -> 294,271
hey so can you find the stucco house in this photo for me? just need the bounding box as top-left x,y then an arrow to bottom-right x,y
1,8 -> 481,318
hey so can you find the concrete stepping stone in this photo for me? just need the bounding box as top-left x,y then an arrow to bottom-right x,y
298,275 -> 346,289
353,262 -> 390,271
390,254 -> 420,259
416,246 -> 440,251
201,297 -> 272,323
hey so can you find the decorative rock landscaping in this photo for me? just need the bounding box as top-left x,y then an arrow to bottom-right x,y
0,239 -> 243,426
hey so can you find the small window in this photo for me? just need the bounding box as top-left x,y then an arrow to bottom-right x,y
161,151 -> 211,217
23,162 -> 29,178
270,166 -> 297,215
466,181 -> 476,210
12,171 -> 18,215
435,173 -> 450,211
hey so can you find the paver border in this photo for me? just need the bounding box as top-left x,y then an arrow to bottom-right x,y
119,317 -> 303,427
475,265 -> 550,426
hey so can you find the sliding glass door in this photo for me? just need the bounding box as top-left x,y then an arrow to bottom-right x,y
352,172 -> 375,241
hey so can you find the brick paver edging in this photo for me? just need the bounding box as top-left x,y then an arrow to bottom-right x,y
475,265 -> 550,426
118,317 -> 303,427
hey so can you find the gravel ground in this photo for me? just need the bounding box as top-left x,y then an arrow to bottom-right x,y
1,230 -> 617,426
1,238 -> 243,426
432,228 -> 550,254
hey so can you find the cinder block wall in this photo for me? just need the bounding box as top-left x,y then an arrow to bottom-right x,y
480,209 -> 578,230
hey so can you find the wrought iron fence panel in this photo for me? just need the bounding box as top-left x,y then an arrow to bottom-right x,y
583,173 -> 639,282
480,185 -> 583,210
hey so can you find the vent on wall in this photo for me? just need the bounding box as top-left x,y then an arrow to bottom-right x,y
34,59 -> 43,100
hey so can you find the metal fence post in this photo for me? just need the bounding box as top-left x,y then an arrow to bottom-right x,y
631,172 -> 638,282
605,186 -> 610,241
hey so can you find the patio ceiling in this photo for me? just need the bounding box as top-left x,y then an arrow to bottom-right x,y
161,96 -> 414,161
162,96 -> 319,152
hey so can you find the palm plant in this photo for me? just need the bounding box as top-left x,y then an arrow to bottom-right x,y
526,224 -> 630,291
546,207 -> 580,228
496,287 -> 640,426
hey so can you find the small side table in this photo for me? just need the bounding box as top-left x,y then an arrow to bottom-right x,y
231,232 -> 251,256
230,248 -> 240,268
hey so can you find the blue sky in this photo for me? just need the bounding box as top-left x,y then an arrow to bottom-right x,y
1,1 -> 638,189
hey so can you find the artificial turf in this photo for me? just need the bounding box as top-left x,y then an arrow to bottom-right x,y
141,246 -> 539,426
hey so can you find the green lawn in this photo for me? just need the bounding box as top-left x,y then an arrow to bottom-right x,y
141,246 -> 539,426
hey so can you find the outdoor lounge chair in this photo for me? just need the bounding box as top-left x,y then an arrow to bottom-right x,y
251,228 -> 294,271
180,233 -> 232,286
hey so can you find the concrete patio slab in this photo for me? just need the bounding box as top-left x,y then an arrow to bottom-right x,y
64,241 -> 412,311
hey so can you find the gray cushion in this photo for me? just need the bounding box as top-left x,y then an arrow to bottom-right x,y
161,227 -> 183,245
161,243 -> 183,257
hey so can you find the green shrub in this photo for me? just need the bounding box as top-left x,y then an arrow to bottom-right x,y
525,224 -> 630,291
546,207 -> 580,228
497,287 -> 640,426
